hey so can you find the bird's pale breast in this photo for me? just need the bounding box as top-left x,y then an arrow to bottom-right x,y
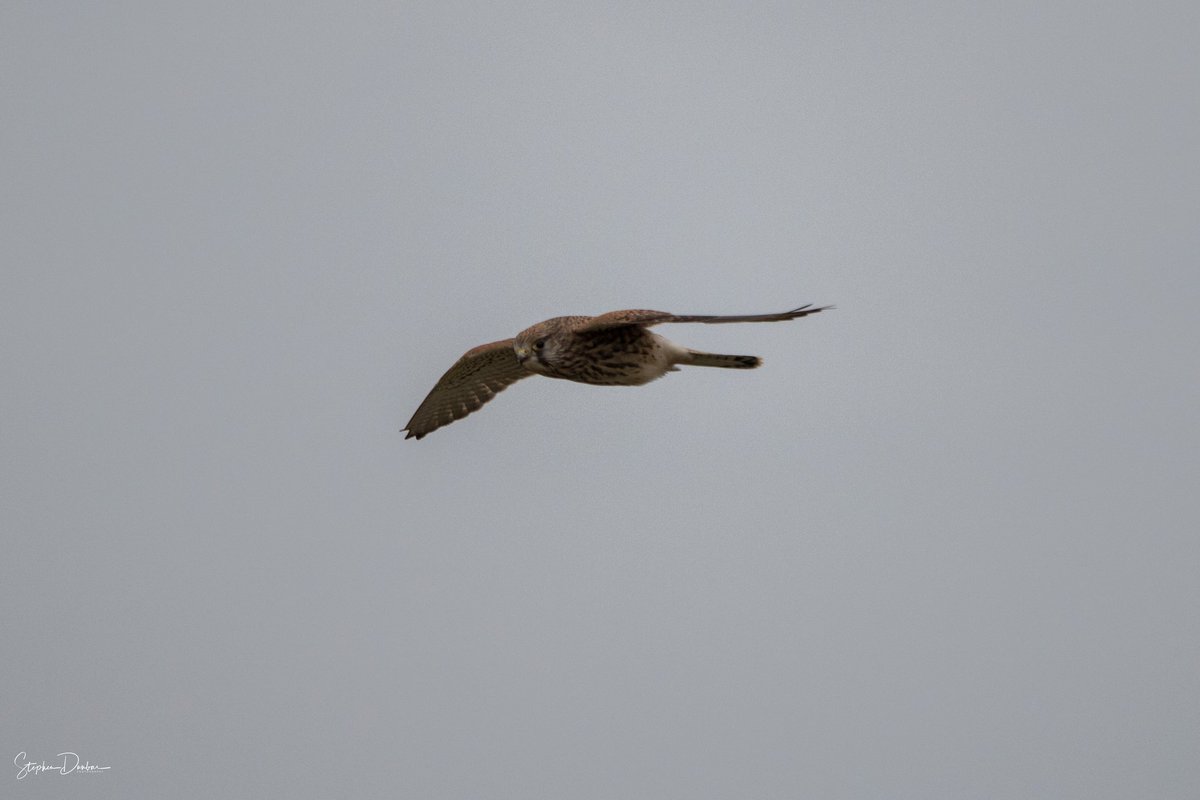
546,327 -> 677,386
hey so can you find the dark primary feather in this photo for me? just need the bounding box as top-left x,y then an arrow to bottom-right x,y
576,304 -> 832,332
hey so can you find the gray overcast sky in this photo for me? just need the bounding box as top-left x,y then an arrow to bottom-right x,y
3,2 -> 1198,798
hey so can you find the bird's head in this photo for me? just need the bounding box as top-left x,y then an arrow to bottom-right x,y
513,319 -> 568,373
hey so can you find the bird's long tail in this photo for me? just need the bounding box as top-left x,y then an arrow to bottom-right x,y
684,350 -> 761,369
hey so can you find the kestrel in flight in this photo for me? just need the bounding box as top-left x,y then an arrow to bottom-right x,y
403,304 -> 831,439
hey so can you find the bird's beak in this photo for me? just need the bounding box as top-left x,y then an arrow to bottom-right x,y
514,346 -> 528,365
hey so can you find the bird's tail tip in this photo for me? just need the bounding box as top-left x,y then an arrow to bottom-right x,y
685,351 -> 761,369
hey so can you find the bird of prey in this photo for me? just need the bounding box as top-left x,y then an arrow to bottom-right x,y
403,304 -> 831,439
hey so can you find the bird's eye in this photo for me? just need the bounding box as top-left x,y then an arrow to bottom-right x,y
534,339 -> 546,350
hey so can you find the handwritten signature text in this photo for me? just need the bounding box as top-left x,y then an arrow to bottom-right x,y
14,752 -> 110,780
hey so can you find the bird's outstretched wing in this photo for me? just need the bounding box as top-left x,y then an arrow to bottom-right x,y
575,304 -> 832,332
403,339 -> 532,440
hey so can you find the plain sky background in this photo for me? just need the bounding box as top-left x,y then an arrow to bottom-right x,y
3,2 -> 1197,798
